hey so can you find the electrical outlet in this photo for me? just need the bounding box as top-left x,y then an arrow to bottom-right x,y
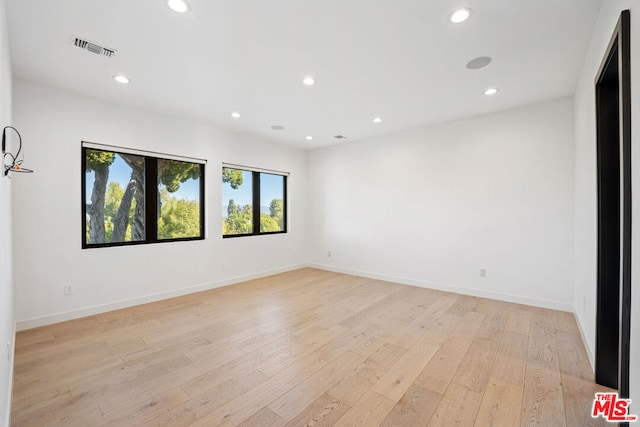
327,251 -> 332,258
65,284 -> 73,295
480,268 -> 486,277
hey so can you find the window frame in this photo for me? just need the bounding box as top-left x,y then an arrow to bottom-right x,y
81,143 -> 206,249
222,167 -> 288,238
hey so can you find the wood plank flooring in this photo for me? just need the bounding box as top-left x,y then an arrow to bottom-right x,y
11,268 -> 613,426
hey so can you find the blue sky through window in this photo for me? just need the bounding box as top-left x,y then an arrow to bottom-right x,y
222,170 -> 253,208
222,170 -> 284,217
260,173 -> 284,210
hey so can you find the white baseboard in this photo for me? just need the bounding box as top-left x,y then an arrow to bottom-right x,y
309,263 -> 574,312
16,261 -> 575,328
15,264 -> 307,331
3,322 -> 15,427
574,309 -> 596,372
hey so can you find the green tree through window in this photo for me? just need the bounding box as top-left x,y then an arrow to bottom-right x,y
222,167 -> 287,236
83,146 -> 205,248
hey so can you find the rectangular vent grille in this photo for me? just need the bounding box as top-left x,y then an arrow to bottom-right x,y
74,37 -> 117,57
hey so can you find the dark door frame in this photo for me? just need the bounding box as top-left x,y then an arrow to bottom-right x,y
595,9 -> 631,398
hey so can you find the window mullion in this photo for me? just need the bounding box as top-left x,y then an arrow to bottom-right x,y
146,157 -> 158,242
252,171 -> 261,234
81,147 -> 88,248
199,163 -> 206,238
283,176 -> 288,232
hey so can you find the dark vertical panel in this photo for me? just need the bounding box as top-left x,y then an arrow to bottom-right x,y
596,55 -> 620,388
594,10 -> 632,398
81,147 -> 88,248
618,9 -> 632,400
146,157 -> 158,241
199,163 -> 206,239
283,175 -> 288,232
253,171 -> 261,234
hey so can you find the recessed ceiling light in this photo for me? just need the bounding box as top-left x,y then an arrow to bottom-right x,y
113,74 -> 130,84
167,0 -> 189,13
231,112 -> 240,118
484,88 -> 499,95
306,136 -> 313,141
449,8 -> 472,23
373,117 -> 382,124
302,76 -> 315,86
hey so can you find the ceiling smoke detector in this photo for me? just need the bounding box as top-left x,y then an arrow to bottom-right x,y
466,56 -> 492,70
333,135 -> 347,140
73,37 -> 117,57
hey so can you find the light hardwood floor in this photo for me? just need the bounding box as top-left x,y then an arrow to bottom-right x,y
11,268 -> 612,426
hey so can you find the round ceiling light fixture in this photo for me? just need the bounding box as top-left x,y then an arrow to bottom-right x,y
373,117 -> 382,124
466,56 -> 492,70
231,112 -> 240,118
167,0 -> 189,13
484,87 -> 499,95
449,7 -> 472,23
302,76 -> 316,86
113,74 -> 130,84
306,136 -> 313,141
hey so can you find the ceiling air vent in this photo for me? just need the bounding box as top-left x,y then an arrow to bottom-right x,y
73,37 -> 117,57
333,135 -> 347,140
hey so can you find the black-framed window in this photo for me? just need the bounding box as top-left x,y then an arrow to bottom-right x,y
82,143 -> 205,248
222,166 -> 287,237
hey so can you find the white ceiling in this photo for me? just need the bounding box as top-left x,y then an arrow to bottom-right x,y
6,0 -> 602,149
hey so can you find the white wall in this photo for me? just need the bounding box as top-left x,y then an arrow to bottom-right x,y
0,0 -> 12,423
11,79 -> 308,328
308,98 -> 575,310
8,3 -> 639,418
573,1 -> 639,408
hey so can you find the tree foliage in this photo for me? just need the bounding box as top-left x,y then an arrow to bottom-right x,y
105,181 -> 125,219
223,197 -> 284,235
157,189 -> 201,239
85,150 -> 115,171
222,168 -> 244,189
159,160 -> 201,193
103,182 -> 135,242
223,199 -> 252,235
85,150 -> 115,244
269,198 -> 284,229
259,213 -> 280,232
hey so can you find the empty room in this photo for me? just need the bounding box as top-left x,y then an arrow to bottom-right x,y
1,0 -> 639,426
